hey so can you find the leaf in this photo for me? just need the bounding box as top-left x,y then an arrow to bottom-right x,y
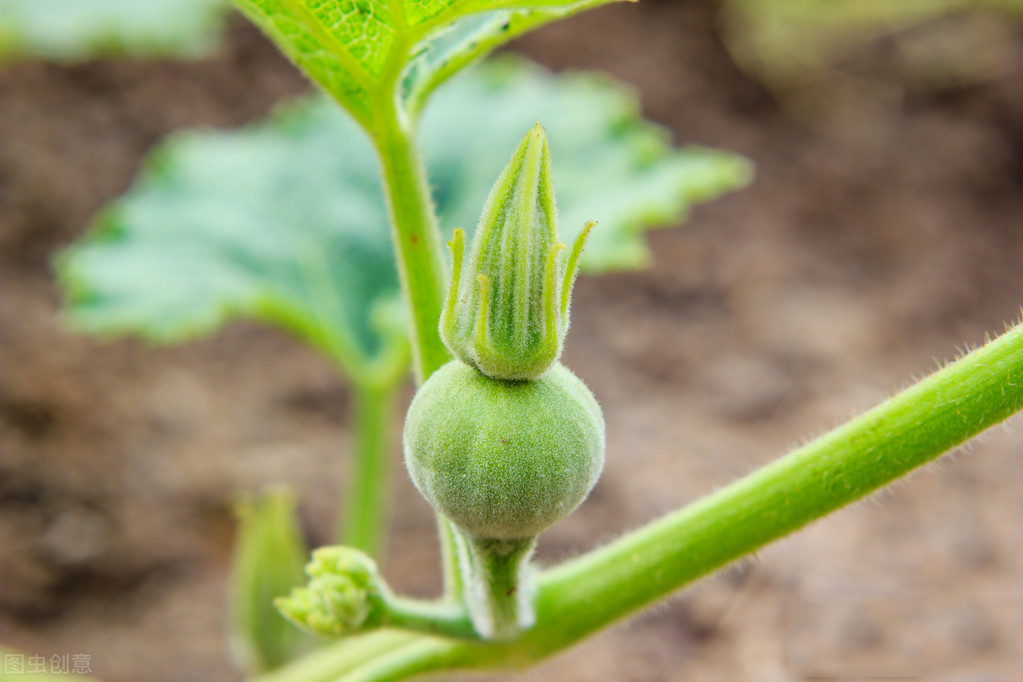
0,0 -> 230,61
230,0 -> 625,128
56,101 -> 403,385
421,58 -> 752,272
230,489 -> 315,674
401,1 -> 621,118
57,58 -> 750,378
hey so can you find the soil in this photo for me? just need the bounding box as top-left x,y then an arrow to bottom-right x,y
2,1 -> 1023,680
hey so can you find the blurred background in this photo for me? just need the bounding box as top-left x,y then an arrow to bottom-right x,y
2,0 -> 1023,679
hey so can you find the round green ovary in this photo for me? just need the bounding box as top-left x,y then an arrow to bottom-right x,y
404,361 -> 605,541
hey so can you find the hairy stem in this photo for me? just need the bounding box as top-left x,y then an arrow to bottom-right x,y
437,516 -> 463,602
324,321 -> 1023,680
530,323 -> 1023,651
340,383 -> 400,557
373,105 -> 450,385
371,99 -> 460,600
383,596 -> 476,639
456,534 -> 537,640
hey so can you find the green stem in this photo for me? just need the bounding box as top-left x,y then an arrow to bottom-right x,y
532,325 -> 1023,650
372,98 -> 461,601
455,534 -> 537,640
340,383 -> 400,557
437,516 -> 463,601
384,596 -> 476,639
330,321 -> 1023,679
341,639 -> 460,682
373,104 -> 451,385
254,632 -> 419,682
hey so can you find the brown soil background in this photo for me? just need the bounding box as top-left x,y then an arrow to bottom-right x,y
2,1 -> 1023,680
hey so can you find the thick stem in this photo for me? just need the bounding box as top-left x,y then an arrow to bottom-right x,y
372,100 -> 460,601
534,324 -> 1023,647
340,383 -> 399,557
455,532 -> 537,640
373,106 -> 450,385
321,321 -> 1023,680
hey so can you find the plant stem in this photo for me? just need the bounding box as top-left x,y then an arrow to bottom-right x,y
254,632 -> 419,682
324,321 -> 1023,680
531,325 -> 1023,653
340,383 -> 399,557
437,516 -> 463,601
373,104 -> 450,385
384,596 -> 476,639
371,99 -> 462,601
457,535 -> 537,640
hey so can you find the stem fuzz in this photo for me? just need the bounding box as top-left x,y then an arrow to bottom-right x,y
454,529 -> 537,640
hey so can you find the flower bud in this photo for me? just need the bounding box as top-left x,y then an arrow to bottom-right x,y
275,547 -> 384,638
440,124 -> 593,381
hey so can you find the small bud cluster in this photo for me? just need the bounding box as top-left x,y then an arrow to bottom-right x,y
275,547 -> 383,638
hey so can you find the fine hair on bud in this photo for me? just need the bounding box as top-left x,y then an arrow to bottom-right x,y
403,360 -> 604,542
440,124 -> 594,381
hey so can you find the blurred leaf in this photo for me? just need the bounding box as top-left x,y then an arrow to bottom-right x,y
423,58 -> 752,272
230,489 -> 315,674
722,0 -> 1023,117
56,97 -> 401,385
57,58 -> 751,375
0,0 -> 230,62
230,0 -> 622,128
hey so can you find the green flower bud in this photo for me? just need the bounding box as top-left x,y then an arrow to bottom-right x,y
274,547 -> 385,638
440,123 -> 594,381
403,360 -> 605,542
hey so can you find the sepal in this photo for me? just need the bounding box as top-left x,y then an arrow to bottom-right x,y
440,124 -> 593,380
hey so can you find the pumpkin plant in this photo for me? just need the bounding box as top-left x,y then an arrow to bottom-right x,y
51,0 -> 1023,680
56,30 -> 748,682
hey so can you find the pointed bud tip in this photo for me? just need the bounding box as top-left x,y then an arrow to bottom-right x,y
441,123 -> 584,381
516,123 -> 550,172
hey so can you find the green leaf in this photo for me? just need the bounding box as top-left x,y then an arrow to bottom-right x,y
230,489 -> 316,674
229,0 -> 625,128
57,58 -> 750,377
0,0 -> 230,61
421,59 -> 752,272
401,1 -> 622,118
56,100 -> 403,385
